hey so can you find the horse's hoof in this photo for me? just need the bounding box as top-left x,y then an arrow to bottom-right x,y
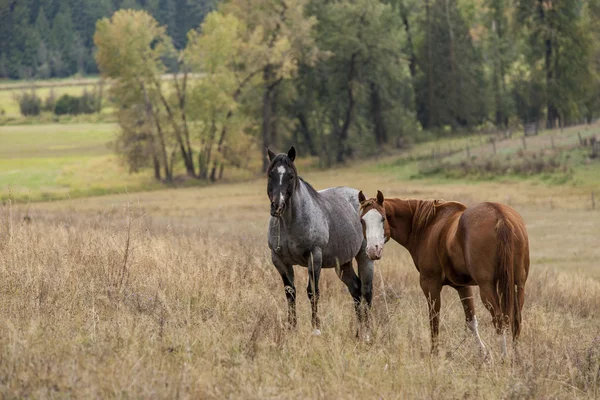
312,329 -> 322,336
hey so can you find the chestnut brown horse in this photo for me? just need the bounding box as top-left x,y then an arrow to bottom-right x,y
358,191 -> 529,357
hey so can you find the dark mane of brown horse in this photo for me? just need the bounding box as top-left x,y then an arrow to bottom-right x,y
408,199 -> 448,238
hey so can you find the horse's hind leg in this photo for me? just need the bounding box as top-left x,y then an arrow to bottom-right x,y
335,261 -> 362,334
272,252 -> 296,328
479,283 -> 508,357
307,248 -> 323,334
454,286 -> 488,355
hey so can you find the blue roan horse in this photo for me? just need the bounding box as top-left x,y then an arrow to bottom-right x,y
266,146 -> 374,337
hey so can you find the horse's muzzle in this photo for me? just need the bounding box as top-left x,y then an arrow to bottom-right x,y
366,245 -> 383,260
270,202 -> 285,217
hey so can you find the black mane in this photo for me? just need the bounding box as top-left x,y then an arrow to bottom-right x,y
299,177 -> 321,199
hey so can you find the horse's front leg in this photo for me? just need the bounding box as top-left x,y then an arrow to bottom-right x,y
272,252 -> 296,328
356,246 -> 374,342
420,276 -> 442,354
307,247 -> 323,335
335,261 -> 362,336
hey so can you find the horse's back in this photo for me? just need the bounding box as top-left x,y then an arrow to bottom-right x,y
317,186 -> 364,267
318,186 -> 360,211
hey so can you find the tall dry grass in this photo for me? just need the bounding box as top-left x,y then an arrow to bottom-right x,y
0,203 -> 599,399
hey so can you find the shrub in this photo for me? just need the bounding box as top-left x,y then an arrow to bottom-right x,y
418,149 -> 569,180
54,90 -> 99,115
54,94 -> 80,115
43,89 -> 57,112
14,91 -> 42,116
79,89 -> 98,114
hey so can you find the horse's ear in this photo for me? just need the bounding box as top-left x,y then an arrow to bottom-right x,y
266,147 -> 276,162
287,146 -> 296,162
376,190 -> 385,205
358,190 -> 366,204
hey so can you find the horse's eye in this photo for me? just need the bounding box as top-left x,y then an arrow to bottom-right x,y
381,217 -> 385,223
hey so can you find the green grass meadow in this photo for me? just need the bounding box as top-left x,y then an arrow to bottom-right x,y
0,123 -> 167,201
0,84 -> 111,118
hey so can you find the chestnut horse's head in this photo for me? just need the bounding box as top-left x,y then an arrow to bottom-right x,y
266,146 -> 298,217
358,190 -> 390,260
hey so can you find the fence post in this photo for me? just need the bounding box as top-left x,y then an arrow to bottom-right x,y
521,136 -> 527,151
593,192 -> 596,210
578,131 -> 583,146
551,135 -> 555,149
466,144 -> 470,158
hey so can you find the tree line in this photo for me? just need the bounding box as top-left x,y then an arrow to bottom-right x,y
0,0 -> 213,79
6,0 -> 600,181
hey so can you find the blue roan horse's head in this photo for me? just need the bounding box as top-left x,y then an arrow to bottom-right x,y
266,146 -> 298,217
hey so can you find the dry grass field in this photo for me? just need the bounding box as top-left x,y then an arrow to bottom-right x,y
1,164 -> 599,399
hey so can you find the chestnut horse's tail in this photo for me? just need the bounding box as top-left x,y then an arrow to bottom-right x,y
495,216 -> 518,338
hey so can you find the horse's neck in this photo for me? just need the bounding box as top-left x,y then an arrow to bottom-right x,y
280,180 -> 320,228
385,198 -> 416,248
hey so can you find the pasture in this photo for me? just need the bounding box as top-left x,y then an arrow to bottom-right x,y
1,162 -> 599,398
0,82 -> 107,119
0,123 -> 168,201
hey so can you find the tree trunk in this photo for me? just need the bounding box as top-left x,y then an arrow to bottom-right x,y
199,111 -> 217,180
142,83 -> 171,182
399,0 -> 417,106
262,64 -> 275,172
215,68 -> 263,156
152,154 -> 161,180
444,0 -> 457,125
336,54 -> 357,163
174,70 -> 195,177
154,77 -> 195,177
539,0 -> 557,129
545,33 -> 556,128
297,112 -> 317,156
96,79 -> 104,113
426,0 -> 433,128
370,82 -> 387,146
270,87 -> 278,148
492,20 -> 505,127
209,161 -> 218,182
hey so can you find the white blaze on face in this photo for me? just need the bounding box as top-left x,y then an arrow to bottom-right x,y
276,165 -> 287,208
277,165 -> 286,185
363,209 -> 385,259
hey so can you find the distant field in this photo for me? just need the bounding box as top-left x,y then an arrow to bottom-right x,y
0,123 -> 166,200
0,84 -> 111,118
2,121 -> 600,204
0,74 -> 202,119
